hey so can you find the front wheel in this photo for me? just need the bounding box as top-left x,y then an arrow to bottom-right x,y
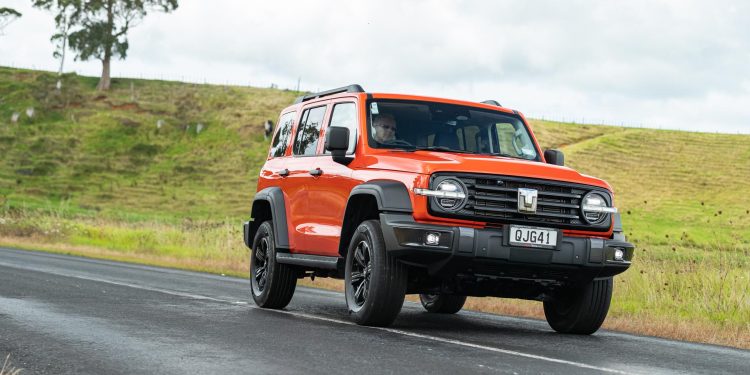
419,294 -> 467,314
250,220 -> 297,309
543,277 -> 613,334
345,220 -> 407,326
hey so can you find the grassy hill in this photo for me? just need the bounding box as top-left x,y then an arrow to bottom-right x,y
0,67 -> 297,218
1,66 -> 748,348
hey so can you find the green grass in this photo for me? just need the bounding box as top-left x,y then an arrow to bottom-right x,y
0,66 -> 297,219
1,66 -> 749,348
563,128 -> 750,246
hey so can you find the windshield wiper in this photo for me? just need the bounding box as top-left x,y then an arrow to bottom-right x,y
413,146 -> 476,154
486,152 -> 534,160
486,151 -> 515,158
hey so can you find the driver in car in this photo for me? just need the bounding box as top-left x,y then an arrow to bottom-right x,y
372,113 -> 397,143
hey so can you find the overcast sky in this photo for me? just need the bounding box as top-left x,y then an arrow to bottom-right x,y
1,0 -> 749,133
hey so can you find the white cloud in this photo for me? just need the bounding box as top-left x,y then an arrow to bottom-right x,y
1,0 -> 748,133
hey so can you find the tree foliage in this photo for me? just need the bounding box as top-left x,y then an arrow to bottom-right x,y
0,7 -> 22,17
33,0 -> 178,90
0,7 -> 23,33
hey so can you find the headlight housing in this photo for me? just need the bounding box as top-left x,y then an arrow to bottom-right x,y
414,177 -> 468,212
581,191 -> 617,224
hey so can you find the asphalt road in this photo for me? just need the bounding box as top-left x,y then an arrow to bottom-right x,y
0,247 -> 747,374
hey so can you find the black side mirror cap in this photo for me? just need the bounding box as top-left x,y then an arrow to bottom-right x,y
544,149 -> 564,166
325,126 -> 349,151
324,126 -> 353,165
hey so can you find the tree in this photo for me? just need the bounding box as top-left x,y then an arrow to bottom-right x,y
33,0 -> 178,91
0,7 -> 22,35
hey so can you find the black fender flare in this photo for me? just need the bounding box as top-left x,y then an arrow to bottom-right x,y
248,187 -> 290,249
338,180 -> 413,256
348,180 -> 413,213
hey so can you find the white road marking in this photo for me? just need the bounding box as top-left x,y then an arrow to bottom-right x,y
0,261 -> 630,374
269,309 -> 630,374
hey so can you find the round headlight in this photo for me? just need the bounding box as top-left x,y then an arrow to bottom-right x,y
581,192 -> 610,224
435,179 -> 467,211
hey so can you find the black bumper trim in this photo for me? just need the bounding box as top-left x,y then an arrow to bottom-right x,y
379,213 -> 634,280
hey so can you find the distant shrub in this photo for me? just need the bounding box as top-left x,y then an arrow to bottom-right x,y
29,73 -> 85,111
129,143 -> 161,167
175,90 -> 203,125
130,143 -> 160,157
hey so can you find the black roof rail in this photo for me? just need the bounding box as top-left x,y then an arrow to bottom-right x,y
481,100 -> 502,107
294,84 -> 365,104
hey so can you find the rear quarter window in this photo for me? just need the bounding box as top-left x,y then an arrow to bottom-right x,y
269,111 -> 296,158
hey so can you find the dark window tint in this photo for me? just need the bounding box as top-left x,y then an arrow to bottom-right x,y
325,102 -> 357,155
293,105 -> 327,156
270,111 -> 296,158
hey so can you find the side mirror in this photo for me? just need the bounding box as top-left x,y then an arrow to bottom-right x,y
544,149 -> 564,166
325,126 -> 352,165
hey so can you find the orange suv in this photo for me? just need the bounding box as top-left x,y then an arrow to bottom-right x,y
243,85 -> 634,334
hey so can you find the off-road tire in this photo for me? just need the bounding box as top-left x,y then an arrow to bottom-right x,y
250,220 -> 297,309
345,219 -> 407,326
543,277 -> 613,334
419,293 -> 467,314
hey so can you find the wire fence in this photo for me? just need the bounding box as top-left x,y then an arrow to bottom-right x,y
2,61 -> 748,135
0,60 -> 294,90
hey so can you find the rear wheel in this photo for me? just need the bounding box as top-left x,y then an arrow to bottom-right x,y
345,220 -> 407,326
250,221 -> 297,309
419,293 -> 467,314
543,277 -> 613,334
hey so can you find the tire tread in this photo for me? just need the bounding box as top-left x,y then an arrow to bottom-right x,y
543,277 -> 612,334
346,220 -> 406,326
251,221 -> 297,309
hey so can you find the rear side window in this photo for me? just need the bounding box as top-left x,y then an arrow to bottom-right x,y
269,111 -> 296,158
325,102 -> 357,155
293,105 -> 327,156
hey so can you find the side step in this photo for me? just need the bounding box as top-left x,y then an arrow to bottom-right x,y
276,253 -> 340,270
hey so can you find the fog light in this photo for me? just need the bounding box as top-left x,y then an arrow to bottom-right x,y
425,232 -> 441,246
614,248 -> 624,261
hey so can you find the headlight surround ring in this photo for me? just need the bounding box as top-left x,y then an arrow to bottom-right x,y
581,191 -> 615,225
418,177 -> 469,212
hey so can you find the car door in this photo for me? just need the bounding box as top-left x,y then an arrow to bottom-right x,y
305,100 -> 360,256
287,103 -> 330,254
260,110 -> 309,251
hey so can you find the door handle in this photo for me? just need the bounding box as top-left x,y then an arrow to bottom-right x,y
309,168 -> 323,176
278,168 -> 290,177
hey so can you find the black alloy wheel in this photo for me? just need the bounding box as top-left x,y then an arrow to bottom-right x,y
250,221 -> 297,309
349,240 -> 372,308
344,220 -> 407,326
252,236 -> 270,294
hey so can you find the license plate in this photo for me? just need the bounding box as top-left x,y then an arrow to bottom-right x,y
509,226 -> 558,249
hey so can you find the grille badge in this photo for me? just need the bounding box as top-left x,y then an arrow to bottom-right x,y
517,188 -> 538,214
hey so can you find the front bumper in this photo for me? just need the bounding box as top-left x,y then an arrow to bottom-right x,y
379,213 -> 634,283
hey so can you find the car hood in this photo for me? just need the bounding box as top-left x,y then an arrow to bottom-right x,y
360,151 -> 612,191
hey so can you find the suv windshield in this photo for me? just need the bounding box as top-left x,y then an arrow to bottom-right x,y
367,100 -> 539,161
